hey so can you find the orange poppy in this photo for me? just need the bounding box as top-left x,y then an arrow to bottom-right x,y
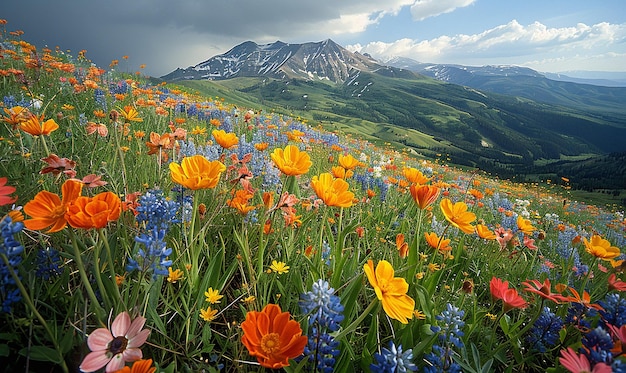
241,304 -> 307,369
113,359 -> 156,373
440,198 -> 476,234
475,224 -> 496,240
86,122 -> 108,137
270,145 -> 312,176
20,115 -> 59,136
169,155 -> 226,190
212,129 -> 239,149
66,191 -> 121,229
2,106 -> 31,129
424,231 -> 452,252
409,184 -> 440,209
23,179 -> 83,232
311,173 -> 354,208
331,166 -> 353,179
227,189 -> 256,215
338,154 -> 361,170
395,233 -> 409,258
402,167 -> 430,184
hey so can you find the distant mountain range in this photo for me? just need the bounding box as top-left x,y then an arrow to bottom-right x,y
162,39 -> 626,192
162,39 -> 381,83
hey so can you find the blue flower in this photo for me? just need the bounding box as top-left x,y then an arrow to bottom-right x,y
34,247 -> 63,280
525,307 -> 564,353
134,189 -> 180,230
371,341 -> 417,373
423,303 -> 465,373
299,279 -> 344,371
581,326 -> 614,365
0,216 -> 25,313
598,293 -> 626,328
300,279 -> 344,331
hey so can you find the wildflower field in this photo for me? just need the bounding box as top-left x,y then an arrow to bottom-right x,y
2,19 -> 626,373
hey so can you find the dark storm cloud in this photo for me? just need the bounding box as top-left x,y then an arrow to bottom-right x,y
1,0 -> 413,76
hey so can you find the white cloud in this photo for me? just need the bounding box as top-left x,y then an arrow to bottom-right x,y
347,20 -> 626,71
410,0 -> 477,21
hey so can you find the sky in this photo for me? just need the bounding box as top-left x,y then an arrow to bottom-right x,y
2,0 -> 625,78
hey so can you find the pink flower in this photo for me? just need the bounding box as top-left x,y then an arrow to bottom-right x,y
80,311 -> 150,373
494,227 -> 514,250
523,235 -> 537,250
559,347 -> 611,373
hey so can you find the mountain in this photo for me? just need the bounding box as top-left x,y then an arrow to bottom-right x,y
161,39 -> 381,83
384,57 -> 626,114
165,40 -> 626,186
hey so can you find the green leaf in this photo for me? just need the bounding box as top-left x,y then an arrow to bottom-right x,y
0,344 -> 9,357
18,345 -> 62,363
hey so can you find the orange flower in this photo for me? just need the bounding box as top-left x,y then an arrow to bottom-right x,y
113,359 -> 156,373
227,189 -> 256,215
583,234 -> 621,260
145,132 -> 172,155
169,155 -> 226,190
396,233 -> 409,259
119,105 -> 143,122
331,166 -> 353,179
66,192 -> 121,229
522,278 -> 562,303
440,198 -> 476,234
409,184 -> 440,209
338,154 -> 361,170
2,106 -> 31,129
270,145 -> 312,176
20,115 -> 59,136
516,216 -> 535,235
402,167 -> 430,184
364,259 -> 415,324
254,142 -> 269,151
0,177 -> 17,206
212,129 -> 239,149
23,179 -> 83,232
476,224 -> 496,240
241,304 -> 307,369
85,122 -> 108,137
311,173 -> 354,208
424,232 -> 452,252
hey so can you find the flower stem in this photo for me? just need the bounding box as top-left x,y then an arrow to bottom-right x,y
334,298 -> 378,341
68,229 -> 106,322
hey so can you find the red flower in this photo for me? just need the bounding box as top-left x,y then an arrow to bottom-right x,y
39,154 -> 77,178
0,177 -> 17,206
522,278 -> 561,303
490,277 -> 528,311
608,274 -> 626,292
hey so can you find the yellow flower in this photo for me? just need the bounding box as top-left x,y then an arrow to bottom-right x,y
516,216 -> 535,235
486,313 -> 497,321
311,173 -> 354,208
270,145 -> 312,176
243,295 -> 256,304
413,310 -> 427,320
119,105 -> 143,122
204,287 -> 224,304
270,260 -> 289,274
476,224 -> 496,240
200,306 -> 218,322
338,154 -> 361,170
583,234 -> 621,260
363,259 -> 415,324
440,198 -> 476,234
169,155 -> 226,190
212,129 -> 239,149
191,126 -> 207,135
167,267 -> 184,283
402,167 -> 430,184
428,263 -> 441,272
